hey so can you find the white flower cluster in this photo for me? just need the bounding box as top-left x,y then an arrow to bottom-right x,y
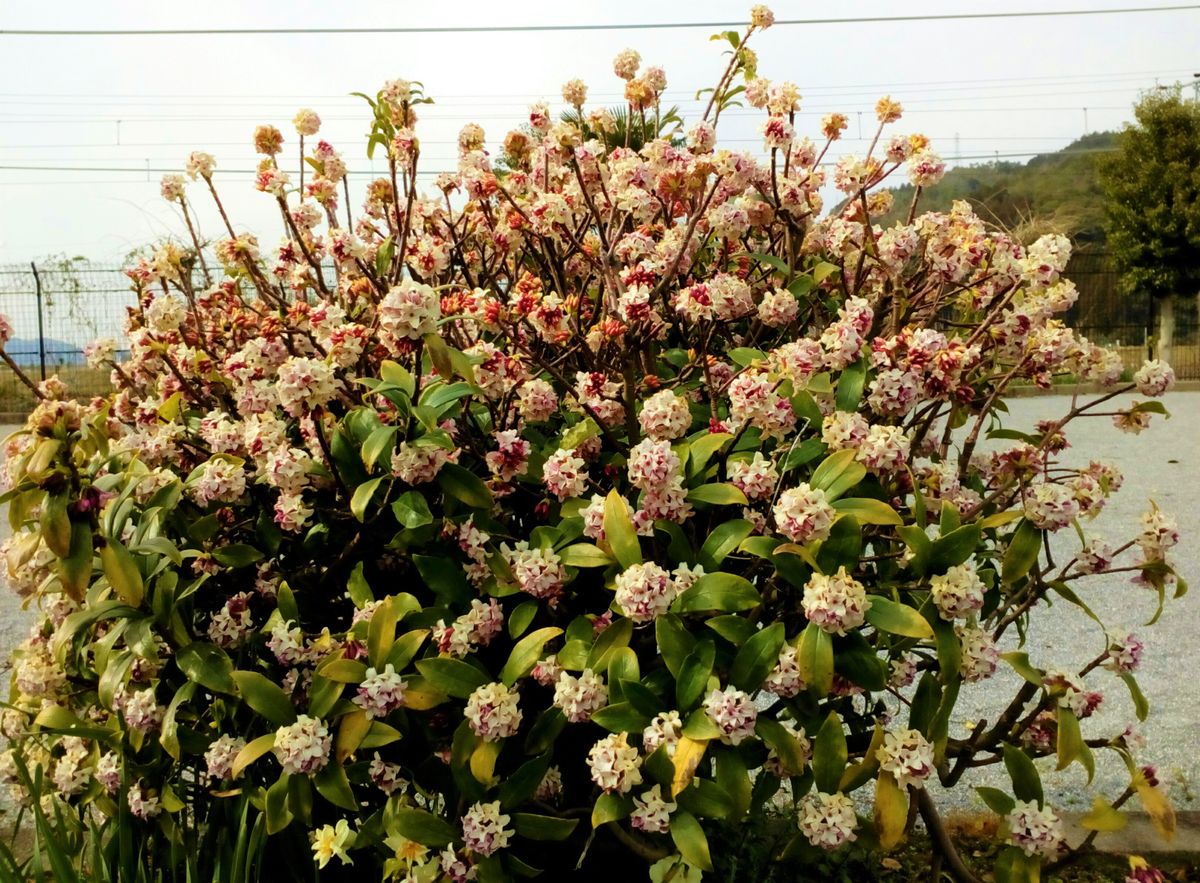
353,664 -> 408,718
461,800 -> 513,856
587,732 -> 642,794
465,681 -> 523,741
703,686 -> 758,745
876,728 -> 935,789
613,562 -> 679,623
553,669 -> 608,723
929,563 -> 986,620
1006,800 -> 1065,858
273,715 -> 331,776
773,483 -> 836,544
798,791 -> 858,850
802,567 -> 870,635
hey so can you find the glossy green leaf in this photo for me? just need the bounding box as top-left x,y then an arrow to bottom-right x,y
865,596 -> 935,639
416,657 -> 489,699
603,491 -> 642,568
674,572 -> 761,613
233,671 -> 296,725
729,623 -> 785,692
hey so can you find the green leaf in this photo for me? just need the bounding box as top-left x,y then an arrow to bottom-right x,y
361,425 -> 397,471
159,682 -> 196,760
1120,671 -> 1150,721
438,463 -> 493,509
212,543 -> 263,568
656,614 -> 696,678
831,497 -> 903,526
58,520 -> 93,601
591,793 -> 633,828
976,786 -> 1017,816
231,733 -> 276,779
347,561 -> 374,607
676,640 -> 716,710
367,597 -> 398,667
835,360 -> 867,412
1001,652 -> 1044,687
686,483 -> 748,506
687,432 -> 733,478
501,627 -> 563,686
1003,519 -> 1042,584
674,572 -> 761,613
351,477 -> 384,522
669,811 -> 713,872
729,623 -> 785,692
865,596 -> 935,639
797,622 -> 833,696
232,671 -> 297,725
559,543 -> 614,568
706,614 -> 756,645
929,524 -> 982,573
386,628 -> 429,672
40,492 -> 71,557
175,642 -> 237,694
265,773 -> 293,834
755,717 -> 808,777
898,525 -> 933,577
811,712 -> 848,794
676,777 -> 736,819
391,807 -> 458,847
512,813 -> 578,841
587,617 -> 633,671
603,491 -> 642,568
423,332 -> 454,378
698,520 -> 754,570
1003,743 -> 1043,806
416,657 -> 488,698
99,538 -> 143,607
392,491 -> 433,529
591,702 -> 652,733
313,762 -> 357,811
1056,706 -> 1094,782
809,449 -> 866,500
413,554 -> 472,606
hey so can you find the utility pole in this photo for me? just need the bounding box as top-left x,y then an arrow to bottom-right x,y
1193,73 -> 1199,102
1082,107 -> 1089,133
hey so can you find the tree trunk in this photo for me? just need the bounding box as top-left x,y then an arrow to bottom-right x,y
1157,295 -> 1175,366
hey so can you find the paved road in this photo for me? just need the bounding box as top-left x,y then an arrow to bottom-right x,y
1,391 -> 1196,814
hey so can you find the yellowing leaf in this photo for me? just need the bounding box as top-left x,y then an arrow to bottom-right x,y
671,736 -> 708,798
875,772 -> 909,850
336,709 -> 372,763
1079,796 -> 1128,832
1136,777 -> 1176,842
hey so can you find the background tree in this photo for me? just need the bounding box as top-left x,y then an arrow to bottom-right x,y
1100,86 -> 1200,365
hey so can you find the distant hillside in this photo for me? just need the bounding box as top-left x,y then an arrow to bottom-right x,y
875,132 -> 1116,242
4,338 -> 85,366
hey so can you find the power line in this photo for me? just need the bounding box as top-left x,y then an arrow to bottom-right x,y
0,106 -> 1134,124
3,5 -> 1197,36
0,69 -> 1191,100
0,148 -> 1121,179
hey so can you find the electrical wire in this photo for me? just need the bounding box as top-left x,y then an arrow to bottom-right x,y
3,5 -> 1197,36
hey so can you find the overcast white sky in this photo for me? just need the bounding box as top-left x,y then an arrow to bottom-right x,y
1,0 -> 1197,264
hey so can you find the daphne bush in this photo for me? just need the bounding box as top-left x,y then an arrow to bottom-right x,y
0,8 -> 1185,882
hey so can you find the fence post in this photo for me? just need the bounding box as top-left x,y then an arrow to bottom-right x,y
30,261 -> 46,383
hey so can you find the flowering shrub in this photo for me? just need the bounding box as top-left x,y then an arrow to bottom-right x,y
0,9 -> 1185,882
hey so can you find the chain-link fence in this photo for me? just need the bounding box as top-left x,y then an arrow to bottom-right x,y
0,261 -> 137,416
0,254 -> 1195,418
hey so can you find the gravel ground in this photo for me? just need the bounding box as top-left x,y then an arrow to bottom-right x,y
0,392 -> 1195,815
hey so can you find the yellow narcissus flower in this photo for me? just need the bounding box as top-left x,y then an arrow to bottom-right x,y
311,818 -> 355,868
